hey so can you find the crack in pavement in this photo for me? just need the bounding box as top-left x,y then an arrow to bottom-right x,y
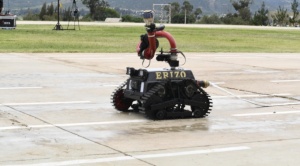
0,104 -> 155,166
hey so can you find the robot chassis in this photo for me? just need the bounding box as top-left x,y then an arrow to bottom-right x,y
112,11 -> 212,120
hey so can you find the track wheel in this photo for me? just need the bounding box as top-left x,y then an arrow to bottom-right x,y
144,94 -> 163,120
193,108 -> 204,118
112,89 -> 133,112
155,110 -> 166,120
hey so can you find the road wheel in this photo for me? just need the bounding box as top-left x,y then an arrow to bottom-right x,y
155,109 -> 166,120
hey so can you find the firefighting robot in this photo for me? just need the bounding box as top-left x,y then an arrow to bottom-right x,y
111,11 -> 212,120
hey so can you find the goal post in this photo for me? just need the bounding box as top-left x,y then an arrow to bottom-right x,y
153,4 -> 171,24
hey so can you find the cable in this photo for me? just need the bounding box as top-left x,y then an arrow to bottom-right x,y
178,51 -> 186,66
142,59 -> 151,68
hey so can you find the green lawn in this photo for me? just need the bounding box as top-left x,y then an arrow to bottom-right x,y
1,24 -> 300,53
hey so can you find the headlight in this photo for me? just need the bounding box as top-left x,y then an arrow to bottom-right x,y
138,69 -> 148,78
126,68 -> 147,79
138,69 -> 145,76
126,67 -> 135,75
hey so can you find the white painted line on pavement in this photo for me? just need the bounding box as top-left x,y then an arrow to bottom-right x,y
269,102 -> 300,106
210,82 -> 225,85
189,56 -> 258,59
0,87 -> 43,90
211,83 -> 300,107
4,146 -> 250,166
216,71 -> 246,74
136,146 -> 250,159
233,110 -> 300,117
0,120 -> 147,131
102,85 -> 119,87
271,80 -> 300,83
97,58 -> 123,60
212,93 -> 292,99
1,101 -> 91,106
217,70 -> 280,74
272,93 -> 292,96
55,57 -> 123,60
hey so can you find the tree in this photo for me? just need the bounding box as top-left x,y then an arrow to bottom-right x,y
252,2 -> 269,26
171,2 -> 180,15
23,8 -> 39,20
94,6 -> 119,21
62,7 -> 72,21
272,6 -> 289,26
290,0 -> 299,26
81,0 -> 109,20
39,3 -> 47,20
164,2 -> 180,16
165,1 -> 199,24
231,0 -> 252,11
194,8 -> 202,19
46,3 -> 54,16
231,0 -> 252,24
121,15 -> 143,22
172,14 -> 195,23
174,1 -> 196,23
181,0 -> 193,15
221,13 -> 247,25
199,14 -> 222,24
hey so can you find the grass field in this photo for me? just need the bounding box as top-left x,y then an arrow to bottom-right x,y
1,24 -> 300,53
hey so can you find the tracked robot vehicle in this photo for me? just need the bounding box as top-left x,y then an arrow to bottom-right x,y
112,11 -> 212,120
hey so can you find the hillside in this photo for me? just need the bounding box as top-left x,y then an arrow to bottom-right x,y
108,0 -> 293,13
4,0 -> 295,15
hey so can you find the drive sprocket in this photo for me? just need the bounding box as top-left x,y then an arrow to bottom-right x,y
111,81 -> 133,112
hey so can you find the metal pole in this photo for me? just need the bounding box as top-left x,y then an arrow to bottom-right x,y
169,5 -> 171,24
57,0 -> 60,25
53,0 -> 63,30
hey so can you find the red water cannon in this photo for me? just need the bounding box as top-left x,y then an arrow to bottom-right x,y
137,10 -> 183,69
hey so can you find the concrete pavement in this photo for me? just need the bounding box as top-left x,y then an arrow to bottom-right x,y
0,53 -> 299,166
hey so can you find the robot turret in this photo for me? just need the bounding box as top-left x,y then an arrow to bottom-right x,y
137,10 -> 180,69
